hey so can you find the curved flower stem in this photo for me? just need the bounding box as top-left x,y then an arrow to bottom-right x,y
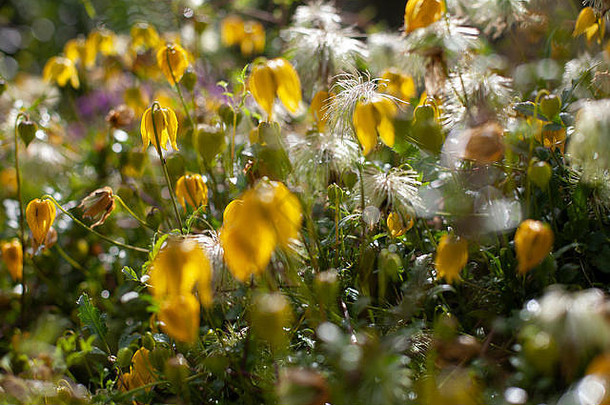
166,50 -> 195,129
150,102 -> 184,233
41,195 -> 149,253
114,194 -> 155,231
14,112 -> 28,326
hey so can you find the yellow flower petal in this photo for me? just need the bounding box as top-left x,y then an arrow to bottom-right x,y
435,234 -> 468,283
515,220 -> 554,274
248,64 -> 277,117
353,101 -> 378,155
26,199 -> 56,249
269,58 -> 302,114
159,294 -> 200,343
574,7 -> 598,37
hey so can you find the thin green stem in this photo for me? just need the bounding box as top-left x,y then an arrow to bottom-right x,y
114,195 -> 155,230
41,195 -> 149,253
55,244 -> 85,271
150,102 -> 184,233
14,112 -> 27,326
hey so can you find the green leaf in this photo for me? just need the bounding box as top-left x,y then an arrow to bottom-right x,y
122,266 -> 139,281
77,293 -> 108,343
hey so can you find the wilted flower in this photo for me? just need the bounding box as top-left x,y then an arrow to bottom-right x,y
140,103 -> 179,150
461,121 -> 505,164
78,187 -> 115,228
220,181 -> 302,281
1,239 -> 23,281
175,174 -> 208,210
106,105 -> 135,128
157,43 -> 189,85
514,219 -> 553,274
26,198 -> 56,249
130,22 -> 160,52
248,58 -> 302,118
404,0 -> 446,33
42,57 -> 80,88
121,348 -> 155,391
435,234 -> 468,283
387,212 -> 414,238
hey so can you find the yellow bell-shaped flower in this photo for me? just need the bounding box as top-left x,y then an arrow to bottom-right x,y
310,90 -> 333,131
175,174 -> 208,210
353,96 -> 397,155
248,58 -> 302,118
159,293 -> 200,343
140,103 -> 179,150
404,0 -> 446,33
121,348 -> 155,392
387,212 -> 414,238
1,239 -> 23,281
26,198 -> 56,249
435,234 -> 468,284
157,43 -> 189,85
148,238 -> 213,307
514,219 -> 554,274
42,56 -> 80,88
240,20 -> 265,56
64,37 -> 96,68
130,22 -> 160,52
381,69 -> 416,100
573,7 -> 603,42
220,181 -> 302,282
87,28 -> 116,56
221,15 -> 245,47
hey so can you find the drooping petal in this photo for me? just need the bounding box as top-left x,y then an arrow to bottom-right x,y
270,58 -> 302,114
166,107 -> 179,150
353,101 -> 378,155
248,64 -> 277,117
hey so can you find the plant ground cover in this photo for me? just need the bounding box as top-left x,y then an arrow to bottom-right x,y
1,0 -> 610,403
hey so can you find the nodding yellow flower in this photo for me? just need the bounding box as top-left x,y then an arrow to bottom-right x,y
64,37 -> 96,68
157,43 -> 189,85
404,0 -> 446,33
515,220 -> 554,275
435,234 -> 468,284
221,15 -> 245,47
175,174 -> 208,210
87,28 -> 116,56
159,293 -> 200,343
220,181 -> 302,282
26,198 -> 56,249
535,126 -> 566,154
1,239 -> 23,281
120,348 -> 155,392
353,95 -> 397,155
130,22 -> 160,51
310,90 -> 333,131
387,212 -> 414,238
248,58 -> 302,118
221,16 -> 265,56
149,238 -> 213,307
240,20 -> 265,56
140,103 -> 179,150
573,7 -> 604,43
42,56 -> 79,88
381,69 -> 416,101
78,186 -> 115,228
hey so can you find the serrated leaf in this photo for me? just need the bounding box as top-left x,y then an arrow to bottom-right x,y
77,293 -> 108,344
122,266 -> 139,281
150,233 -> 169,261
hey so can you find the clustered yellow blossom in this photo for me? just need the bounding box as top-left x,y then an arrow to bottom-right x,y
221,15 -> 266,56
220,181 -> 302,282
248,58 -> 302,118
175,174 -> 208,211
149,238 -> 212,343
